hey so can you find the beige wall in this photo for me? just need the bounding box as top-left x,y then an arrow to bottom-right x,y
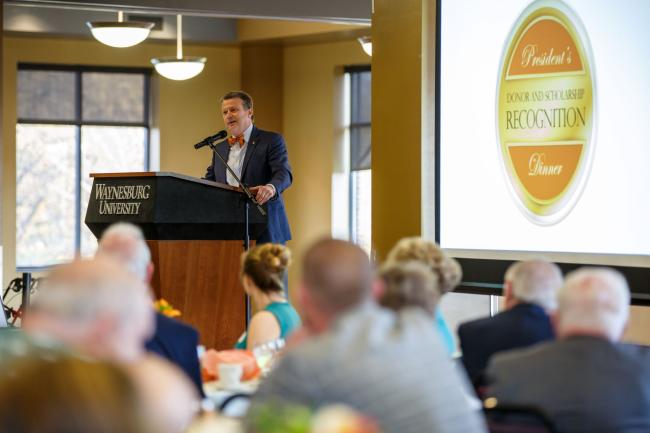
2,35 -> 239,286
282,39 -> 369,295
624,306 -> 650,344
241,45 -> 284,134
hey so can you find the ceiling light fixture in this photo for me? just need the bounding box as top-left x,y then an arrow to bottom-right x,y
87,11 -> 154,48
151,15 -> 206,81
358,36 -> 372,56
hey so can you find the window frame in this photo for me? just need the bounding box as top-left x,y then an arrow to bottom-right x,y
16,63 -> 152,272
343,65 -> 371,249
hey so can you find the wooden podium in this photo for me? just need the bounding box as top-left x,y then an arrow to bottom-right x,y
85,172 -> 267,350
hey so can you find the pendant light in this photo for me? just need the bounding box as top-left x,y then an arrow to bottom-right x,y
358,36 -> 372,56
151,15 -> 206,81
87,11 -> 154,48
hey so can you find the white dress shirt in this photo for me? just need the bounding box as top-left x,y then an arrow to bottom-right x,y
226,124 -> 253,186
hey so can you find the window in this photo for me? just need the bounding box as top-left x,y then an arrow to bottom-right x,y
347,66 -> 371,253
16,64 -> 151,269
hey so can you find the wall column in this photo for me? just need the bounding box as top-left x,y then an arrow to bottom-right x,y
371,0 -> 423,259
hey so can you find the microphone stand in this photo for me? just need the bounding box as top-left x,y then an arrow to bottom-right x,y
206,139 -> 266,325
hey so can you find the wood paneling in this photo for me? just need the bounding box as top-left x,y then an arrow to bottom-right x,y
148,240 -> 247,350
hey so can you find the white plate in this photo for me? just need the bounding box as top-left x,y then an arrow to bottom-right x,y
203,379 -> 259,394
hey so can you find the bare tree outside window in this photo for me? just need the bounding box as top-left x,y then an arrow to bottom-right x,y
16,65 -> 150,269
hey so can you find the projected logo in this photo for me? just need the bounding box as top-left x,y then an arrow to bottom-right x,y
496,0 -> 595,224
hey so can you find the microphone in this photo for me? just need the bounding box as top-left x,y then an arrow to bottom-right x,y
193,130 -> 227,149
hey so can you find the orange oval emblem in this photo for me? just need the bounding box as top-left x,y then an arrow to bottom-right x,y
497,0 -> 595,224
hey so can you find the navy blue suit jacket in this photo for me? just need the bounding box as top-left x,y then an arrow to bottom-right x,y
204,126 -> 292,244
458,303 -> 554,383
145,313 -> 204,397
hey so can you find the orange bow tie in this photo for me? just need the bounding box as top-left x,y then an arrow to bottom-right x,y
227,135 -> 245,146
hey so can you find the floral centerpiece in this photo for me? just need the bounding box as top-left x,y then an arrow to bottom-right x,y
249,403 -> 383,433
153,298 -> 181,318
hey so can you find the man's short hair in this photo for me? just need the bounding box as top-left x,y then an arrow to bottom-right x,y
302,238 -> 372,315
556,267 -> 630,341
221,91 -> 254,110
97,223 -> 151,281
505,260 -> 563,310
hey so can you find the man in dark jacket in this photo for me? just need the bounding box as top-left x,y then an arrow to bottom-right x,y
204,90 -> 292,244
485,267 -> 650,433
458,260 -> 562,384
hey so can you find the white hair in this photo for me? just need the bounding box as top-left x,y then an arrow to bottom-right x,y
97,222 -> 151,281
506,260 -> 563,310
28,258 -> 154,361
33,258 -> 149,324
556,267 -> 630,341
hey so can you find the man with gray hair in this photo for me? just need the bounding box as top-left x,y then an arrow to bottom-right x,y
485,267 -> 650,433
22,258 -> 155,363
248,239 -> 487,433
98,222 -> 153,282
97,222 -> 204,396
458,260 -> 562,384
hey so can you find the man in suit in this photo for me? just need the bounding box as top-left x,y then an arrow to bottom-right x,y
458,260 -> 562,384
204,91 -> 292,244
485,267 -> 650,433
96,222 -> 204,397
247,239 -> 487,433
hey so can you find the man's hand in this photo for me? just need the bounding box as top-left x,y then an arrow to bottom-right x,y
250,184 -> 275,205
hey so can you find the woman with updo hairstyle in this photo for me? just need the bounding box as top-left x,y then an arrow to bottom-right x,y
234,243 -> 301,350
386,237 -> 463,355
378,260 -> 441,315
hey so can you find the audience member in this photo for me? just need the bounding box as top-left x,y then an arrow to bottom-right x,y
23,258 -> 154,363
96,222 -> 204,396
0,355 -> 151,433
386,237 -> 462,354
458,260 -> 562,383
235,243 -> 300,350
248,238 -> 487,433
486,267 -> 650,433
378,260 -> 440,314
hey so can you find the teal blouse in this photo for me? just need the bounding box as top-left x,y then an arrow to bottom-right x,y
435,307 -> 456,355
234,302 -> 301,349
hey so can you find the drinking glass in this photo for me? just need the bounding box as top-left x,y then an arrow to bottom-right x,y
252,338 -> 285,375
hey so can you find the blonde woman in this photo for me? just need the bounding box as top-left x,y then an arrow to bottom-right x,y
386,237 -> 462,355
235,244 -> 301,350
378,260 -> 441,315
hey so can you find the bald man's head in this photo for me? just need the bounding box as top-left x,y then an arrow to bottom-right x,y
302,239 -> 373,317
